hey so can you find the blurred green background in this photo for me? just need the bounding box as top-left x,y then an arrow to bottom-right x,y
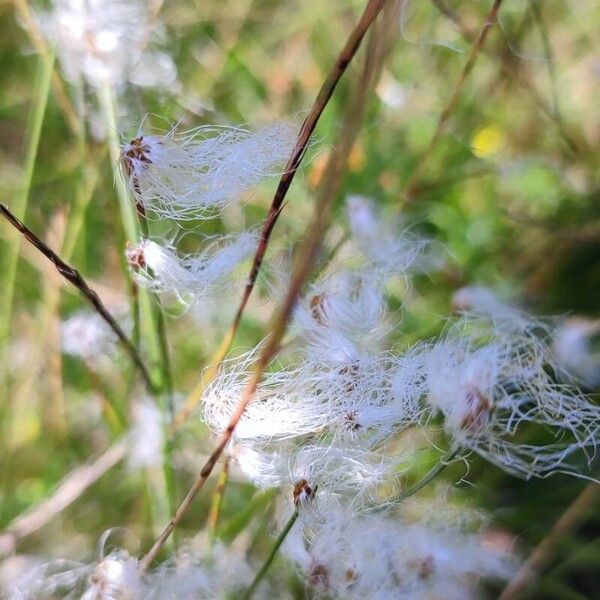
0,0 -> 599,597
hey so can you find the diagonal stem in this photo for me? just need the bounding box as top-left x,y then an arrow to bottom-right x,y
170,0 -> 389,426
498,482 -> 600,600
404,0 -> 505,202
0,203 -> 155,391
242,508 -> 300,600
138,0 -> 392,573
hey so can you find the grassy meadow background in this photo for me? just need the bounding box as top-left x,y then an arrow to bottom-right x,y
0,0 -> 599,597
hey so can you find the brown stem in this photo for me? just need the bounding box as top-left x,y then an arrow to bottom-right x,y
431,0 -> 581,157
137,0 -> 392,573
404,0 -> 504,202
498,483 -> 600,600
0,203 -> 155,391
228,0 -> 388,341
169,0 -> 389,429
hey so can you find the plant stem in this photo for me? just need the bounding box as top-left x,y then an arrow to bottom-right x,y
403,0 -> 505,202
207,456 -> 231,543
138,1 -> 391,572
498,482 -> 600,600
242,509 -> 299,600
0,203 -> 154,390
170,0 -> 389,427
391,449 -> 459,504
0,50 -> 54,372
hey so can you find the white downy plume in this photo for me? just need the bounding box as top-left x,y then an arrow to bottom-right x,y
452,286 -> 532,331
203,343 -> 422,449
38,1 -> 176,89
231,442 -> 391,505
120,124 -> 295,220
293,272 -> 390,356
143,540 -> 262,599
423,314 -> 600,479
61,310 -> 118,361
4,550 -> 140,600
552,317 -> 600,388
128,399 -> 164,470
126,231 -> 257,307
285,511 -> 515,600
345,195 -> 433,274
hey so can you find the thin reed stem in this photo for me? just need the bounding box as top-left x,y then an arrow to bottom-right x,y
242,508 -> 300,600
404,0 -> 504,202
499,483 -> 600,600
388,449 -> 459,505
0,50 -> 54,370
207,456 -> 231,543
170,0 -> 389,425
0,203 -> 154,390
138,0 -> 391,572
11,0 -> 81,136
99,85 -> 175,417
434,0 -> 582,158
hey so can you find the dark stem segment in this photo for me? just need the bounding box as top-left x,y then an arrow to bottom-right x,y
403,0 -> 505,202
242,508 -> 300,600
137,0 -> 389,573
229,0 -> 388,339
0,203 -> 155,392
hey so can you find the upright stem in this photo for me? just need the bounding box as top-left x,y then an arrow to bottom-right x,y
242,509 -> 300,600
0,50 -> 54,372
207,456 -> 231,543
98,85 -> 175,536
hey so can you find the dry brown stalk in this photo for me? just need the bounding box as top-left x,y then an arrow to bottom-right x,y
138,0 -> 394,573
0,203 -> 154,391
498,483 -> 600,600
171,0 -> 389,428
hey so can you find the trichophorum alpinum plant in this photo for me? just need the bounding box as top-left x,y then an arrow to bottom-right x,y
1,1 -> 599,599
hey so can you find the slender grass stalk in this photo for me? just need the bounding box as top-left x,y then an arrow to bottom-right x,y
0,50 -> 54,373
242,508 -> 300,600
0,203 -> 154,390
0,438 -> 128,558
98,85 -> 175,413
138,0 -> 390,572
11,0 -> 81,136
403,0 -> 505,202
207,456 -> 231,543
98,85 -> 176,543
499,482 -> 600,600
170,0 -> 389,427
386,449 -> 459,506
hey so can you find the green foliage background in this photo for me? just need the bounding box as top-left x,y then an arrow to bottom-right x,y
0,1 -> 598,597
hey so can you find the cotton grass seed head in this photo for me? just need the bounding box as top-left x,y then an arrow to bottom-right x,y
120,123 -> 295,220
39,0 -> 176,89
126,231 -> 257,309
